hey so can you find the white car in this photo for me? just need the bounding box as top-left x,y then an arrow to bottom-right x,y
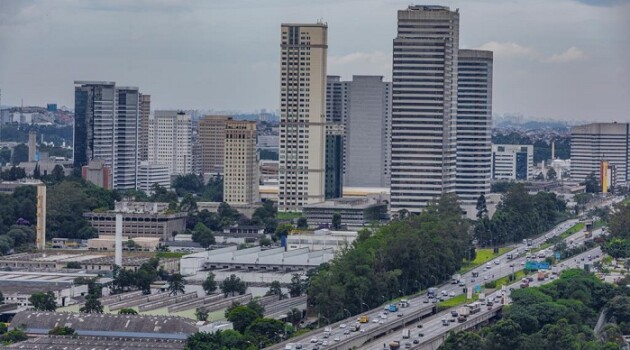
486,264 -> 491,269
441,290 -> 448,296
372,319 -> 379,323
494,260 -> 500,265
334,337 -> 341,342
449,291 -> 455,297
484,275 -> 489,280
339,324 -> 346,329
379,320 -> 384,324
311,338 -> 318,343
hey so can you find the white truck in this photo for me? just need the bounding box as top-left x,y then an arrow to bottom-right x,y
452,274 -> 461,284
402,328 -> 411,339
457,306 -> 470,322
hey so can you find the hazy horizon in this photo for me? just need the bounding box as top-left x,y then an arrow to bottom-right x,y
1,0 -> 629,121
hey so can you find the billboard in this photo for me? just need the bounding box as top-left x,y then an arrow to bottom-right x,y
525,261 -> 550,270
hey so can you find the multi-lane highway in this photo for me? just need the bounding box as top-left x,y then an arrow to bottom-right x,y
270,215 -> 595,350
362,245 -> 604,349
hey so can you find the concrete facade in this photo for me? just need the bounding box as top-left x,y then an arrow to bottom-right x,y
279,23 -> 327,211
491,144 -> 534,180
199,115 -> 231,175
456,49 -> 493,205
571,122 -> 630,186
303,196 -> 389,230
345,75 -> 392,188
224,120 -> 259,204
136,161 -> 171,193
148,110 -> 193,176
390,6 -> 460,213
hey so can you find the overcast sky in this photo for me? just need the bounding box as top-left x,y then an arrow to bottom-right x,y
0,0 -> 629,121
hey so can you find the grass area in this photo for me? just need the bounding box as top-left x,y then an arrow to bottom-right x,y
558,223 -> 585,240
156,251 -> 187,259
459,247 -> 512,274
277,212 -> 303,220
437,293 -> 479,308
484,270 -> 527,289
593,220 -> 605,230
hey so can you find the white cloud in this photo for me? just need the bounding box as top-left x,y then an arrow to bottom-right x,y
544,46 -> 587,63
477,41 -> 538,59
477,41 -> 587,64
328,51 -> 391,79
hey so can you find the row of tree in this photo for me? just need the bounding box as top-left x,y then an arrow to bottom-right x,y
441,269 -> 629,350
603,202 -> 630,259
475,185 -> 568,246
307,194 -> 473,322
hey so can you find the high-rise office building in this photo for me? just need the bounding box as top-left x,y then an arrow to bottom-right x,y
345,75 -> 392,188
325,123 -> 344,199
279,23 -> 328,211
74,81 -> 116,170
326,76 -> 349,124
491,144 -> 533,180
571,123 -> 630,186
138,94 -> 151,162
199,115 -> 231,175
456,50 -> 493,205
112,86 -> 140,190
148,111 -> 193,176
390,6 -> 460,213
74,81 -> 140,190
224,120 -> 259,204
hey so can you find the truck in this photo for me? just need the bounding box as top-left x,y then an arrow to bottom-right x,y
428,287 -> 438,298
388,304 -> 399,312
520,278 -> 529,288
468,302 -> 481,314
527,239 -> 533,246
457,306 -> 470,322
350,322 -> 361,332
402,328 -> 411,339
452,274 -> 461,284
537,271 -> 546,281
389,341 -> 401,350
323,327 -> 331,338
507,253 -> 513,259
399,299 -> 410,308
359,315 -> 369,323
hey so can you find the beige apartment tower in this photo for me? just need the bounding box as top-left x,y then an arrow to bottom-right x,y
224,120 -> 259,205
199,115 -> 231,175
279,23 -> 328,211
138,94 -> 151,162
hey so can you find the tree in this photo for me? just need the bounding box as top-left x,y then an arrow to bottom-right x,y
202,272 -> 218,295
0,291 -> 4,304
226,305 -> 259,333
547,167 -> 557,180
202,175 -> 224,202
29,291 -> 57,311
11,144 -> 28,165
287,307 -> 303,327
331,212 -> 342,230
0,147 -> 11,165
476,194 -> 488,219
48,326 -> 76,335
244,318 -> 285,346
80,295 -> 103,313
66,261 -> 82,269
289,273 -> 305,297
167,273 -> 186,295
1,329 -> 27,344
246,299 -> 265,318
33,163 -> 40,179
195,307 -> 209,321
441,331 -> 485,350
50,164 -> 65,183
265,280 -> 285,300
584,172 -> 600,193
220,274 -> 247,297
118,308 -> 138,314
296,217 -> 308,229
191,222 -> 215,248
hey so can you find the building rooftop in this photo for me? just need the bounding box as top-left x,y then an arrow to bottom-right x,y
5,335 -> 186,350
10,311 -> 198,338
303,196 -> 386,210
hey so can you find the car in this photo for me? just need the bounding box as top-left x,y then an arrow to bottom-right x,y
441,290 -> 448,296
484,275 -> 489,280
432,299 -> 438,304
471,278 -> 476,282
322,341 -> 328,346
486,264 -> 491,269
397,313 -> 404,318
439,296 -> 445,302
417,324 -> 423,329
343,330 -> 350,335
509,263 -> 514,267
405,343 -> 412,348
379,320 -> 384,324
380,313 -> 387,319
313,347 -> 319,350
418,333 -> 424,337
451,311 -> 458,317
423,299 -> 429,303
521,261 -> 526,266
372,319 -> 379,323
339,324 -> 347,328
318,341 -> 323,345
494,260 -> 500,265
311,338 -> 318,343
413,340 -> 420,344
334,337 -> 340,342
450,318 -> 456,322
360,329 -> 366,333
449,291 -> 455,297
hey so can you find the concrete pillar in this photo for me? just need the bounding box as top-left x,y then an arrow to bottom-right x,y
115,214 -> 123,266
36,184 -> 46,250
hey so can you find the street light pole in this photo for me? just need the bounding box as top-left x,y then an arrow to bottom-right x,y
361,303 -> 369,314
343,308 -> 351,319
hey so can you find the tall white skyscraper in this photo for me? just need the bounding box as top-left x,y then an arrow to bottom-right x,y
279,23 -> 328,211
456,49 -> 493,205
74,81 -> 141,191
390,6 -> 460,213
148,110 -> 193,176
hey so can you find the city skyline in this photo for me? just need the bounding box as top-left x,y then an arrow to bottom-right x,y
0,0 -> 628,121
